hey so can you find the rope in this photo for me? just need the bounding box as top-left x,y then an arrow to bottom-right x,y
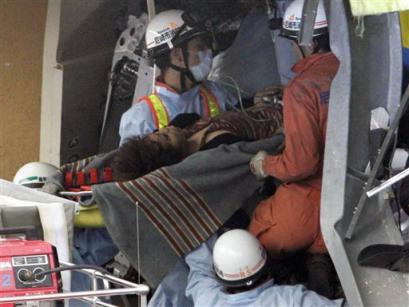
136,201 -> 141,284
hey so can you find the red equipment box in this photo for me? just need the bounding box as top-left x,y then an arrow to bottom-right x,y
0,229 -> 61,307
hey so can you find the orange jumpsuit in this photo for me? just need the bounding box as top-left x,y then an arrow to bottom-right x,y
248,52 -> 339,256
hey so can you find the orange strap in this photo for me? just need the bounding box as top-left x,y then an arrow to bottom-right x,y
103,167 -> 113,182
65,172 -> 73,187
76,171 -> 85,186
89,169 -> 98,184
200,86 -> 221,118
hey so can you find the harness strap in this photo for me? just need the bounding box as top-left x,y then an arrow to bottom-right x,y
145,94 -> 170,129
89,168 -> 98,184
200,86 -> 221,118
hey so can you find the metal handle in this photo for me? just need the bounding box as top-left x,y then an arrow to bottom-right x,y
367,167 -> 409,198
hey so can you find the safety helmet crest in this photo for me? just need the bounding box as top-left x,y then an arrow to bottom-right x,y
145,10 -> 206,59
281,0 -> 328,39
13,162 -> 58,189
213,229 -> 270,288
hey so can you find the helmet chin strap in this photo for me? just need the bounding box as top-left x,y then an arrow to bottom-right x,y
296,43 -> 307,58
169,63 -> 198,92
169,43 -> 199,92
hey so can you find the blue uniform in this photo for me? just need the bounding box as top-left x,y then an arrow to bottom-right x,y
148,258 -> 192,307
119,80 -> 236,145
185,239 -> 345,307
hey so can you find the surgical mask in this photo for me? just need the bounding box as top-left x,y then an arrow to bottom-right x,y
189,49 -> 213,82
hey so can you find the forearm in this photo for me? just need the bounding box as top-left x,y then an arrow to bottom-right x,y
261,87 -> 321,182
262,151 -> 319,182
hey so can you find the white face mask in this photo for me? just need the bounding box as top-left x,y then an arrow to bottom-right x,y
189,49 -> 213,82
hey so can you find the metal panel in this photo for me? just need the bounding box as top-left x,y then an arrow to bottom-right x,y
41,0 -> 131,165
321,0 -> 409,306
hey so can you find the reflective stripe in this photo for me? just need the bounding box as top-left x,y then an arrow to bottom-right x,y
146,95 -> 170,129
200,87 -> 220,118
145,88 -> 218,128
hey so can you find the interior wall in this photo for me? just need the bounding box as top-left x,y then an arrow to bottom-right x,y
0,0 -> 48,180
40,0 -> 129,166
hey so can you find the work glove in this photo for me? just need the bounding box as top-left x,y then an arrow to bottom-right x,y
250,151 -> 268,180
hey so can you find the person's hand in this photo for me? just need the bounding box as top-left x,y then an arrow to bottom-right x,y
250,151 -> 268,180
253,85 -> 283,105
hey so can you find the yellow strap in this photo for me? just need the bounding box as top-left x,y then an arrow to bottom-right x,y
401,11 -> 409,49
200,87 -> 220,118
148,94 -> 169,129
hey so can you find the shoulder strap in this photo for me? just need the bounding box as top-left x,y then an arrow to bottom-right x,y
145,94 -> 170,129
199,86 -> 221,118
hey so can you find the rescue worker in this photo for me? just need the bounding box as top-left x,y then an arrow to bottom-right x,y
119,9 -> 237,145
248,0 -> 340,297
186,229 -> 344,306
13,162 -> 59,189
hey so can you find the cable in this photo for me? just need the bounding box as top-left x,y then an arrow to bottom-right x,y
135,200 -> 144,307
35,264 -> 111,279
218,78 -> 251,98
218,75 -> 281,123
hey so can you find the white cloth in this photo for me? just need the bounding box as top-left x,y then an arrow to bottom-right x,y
391,148 -> 409,172
0,179 -> 76,292
370,107 -> 390,130
185,238 -> 344,307
119,80 -> 236,145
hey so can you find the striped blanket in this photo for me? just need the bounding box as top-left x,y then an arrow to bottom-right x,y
93,135 -> 284,287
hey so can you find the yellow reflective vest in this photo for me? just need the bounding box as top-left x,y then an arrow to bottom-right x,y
144,86 -> 221,129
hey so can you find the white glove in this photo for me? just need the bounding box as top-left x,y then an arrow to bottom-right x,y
250,151 -> 268,180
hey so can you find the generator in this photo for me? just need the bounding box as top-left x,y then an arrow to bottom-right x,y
0,227 -> 61,307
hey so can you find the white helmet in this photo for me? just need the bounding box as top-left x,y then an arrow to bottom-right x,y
213,229 -> 270,288
281,0 -> 328,39
145,10 -> 206,58
13,162 -> 58,189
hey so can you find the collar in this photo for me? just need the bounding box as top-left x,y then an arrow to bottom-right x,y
154,81 -> 202,101
155,81 -> 178,94
222,278 -> 275,302
292,52 -> 334,74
